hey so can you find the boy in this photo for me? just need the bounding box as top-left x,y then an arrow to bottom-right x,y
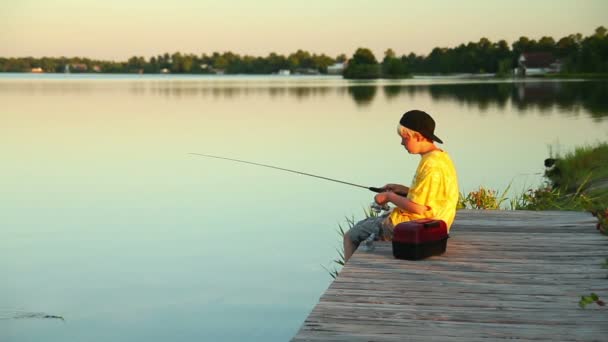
343,110 -> 459,262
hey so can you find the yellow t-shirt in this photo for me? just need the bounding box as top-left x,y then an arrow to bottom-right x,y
388,150 -> 459,231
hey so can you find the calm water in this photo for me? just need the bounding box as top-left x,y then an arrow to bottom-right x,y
1,74 -> 607,341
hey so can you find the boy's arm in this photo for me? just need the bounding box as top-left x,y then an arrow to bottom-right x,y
382,183 -> 410,195
375,192 -> 428,215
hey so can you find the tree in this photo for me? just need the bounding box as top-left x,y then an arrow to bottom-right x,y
578,27 -> 608,73
351,48 -> 377,64
213,55 -> 228,71
312,53 -> 334,73
127,56 -> 145,72
384,49 -> 396,59
496,58 -> 513,78
267,52 -> 289,73
382,49 -> 408,78
343,48 -> 380,79
181,54 -> 194,73
556,35 -> 579,57
512,36 -> 534,54
40,57 -> 57,72
537,36 -> 556,53
146,56 -> 159,73
404,53 -> 424,73
171,52 -> 182,72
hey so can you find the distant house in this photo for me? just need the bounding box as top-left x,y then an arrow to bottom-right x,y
327,62 -> 345,75
278,69 -> 290,75
30,67 -> 43,73
160,68 -> 170,74
294,68 -> 320,75
71,63 -> 88,72
92,65 -> 101,72
516,53 -> 562,76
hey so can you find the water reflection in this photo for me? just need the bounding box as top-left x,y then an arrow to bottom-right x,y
1,78 -> 606,119
382,81 -> 608,119
347,86 -> 377,106
423,83 -> 511,111
383,85 -> 403,100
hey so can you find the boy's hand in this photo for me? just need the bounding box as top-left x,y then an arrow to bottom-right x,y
374,192 -> 391,205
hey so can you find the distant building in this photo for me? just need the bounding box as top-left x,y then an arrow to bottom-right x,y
327,62 -> 345,75
71,63 -> 88,72
92,65 -> 101,72
278,69 -> 290,75
30,67 -> 43,73
516,53 -> 562,76
294,68 -> 320,75
160,68 -> 170,74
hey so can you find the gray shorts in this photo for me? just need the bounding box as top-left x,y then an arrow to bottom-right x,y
346,213 -> 395,245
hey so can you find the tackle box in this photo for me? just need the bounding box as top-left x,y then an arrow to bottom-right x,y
392,219 -> 448,260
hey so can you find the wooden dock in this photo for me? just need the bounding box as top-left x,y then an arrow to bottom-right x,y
292,210 -> 608,341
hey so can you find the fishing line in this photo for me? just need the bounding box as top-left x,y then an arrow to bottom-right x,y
189,153 -> 405,196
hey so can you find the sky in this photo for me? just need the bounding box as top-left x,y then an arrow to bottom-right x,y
1,0 -> 606,61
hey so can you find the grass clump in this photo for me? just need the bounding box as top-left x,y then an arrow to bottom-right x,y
322,217 -> 350,279
324,207 -> 379,279
595,208 -> 608,234
490,142 -> 607,212
579,293 -> 606,309
511,177 -> 598,211
461,185 -> 511,209
545,142 -> 608,209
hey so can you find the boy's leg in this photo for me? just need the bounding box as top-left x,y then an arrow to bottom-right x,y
343,214 -> 388,262
343,234 -> 356,262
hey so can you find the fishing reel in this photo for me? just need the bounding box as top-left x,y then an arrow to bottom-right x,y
370,202 -> 391,215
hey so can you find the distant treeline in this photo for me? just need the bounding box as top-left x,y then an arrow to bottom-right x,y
0,51 -> 340,75
345,26 -> 608,78
1,26 -> 606,77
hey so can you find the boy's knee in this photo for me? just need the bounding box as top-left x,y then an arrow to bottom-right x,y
343,231 -> 352,244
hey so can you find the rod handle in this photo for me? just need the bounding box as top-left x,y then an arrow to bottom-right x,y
368,187 -> 408,197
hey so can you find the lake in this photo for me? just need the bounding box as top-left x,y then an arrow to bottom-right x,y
1,74 -> 607,341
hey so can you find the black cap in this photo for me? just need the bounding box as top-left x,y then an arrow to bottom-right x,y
399,110 -> 443,144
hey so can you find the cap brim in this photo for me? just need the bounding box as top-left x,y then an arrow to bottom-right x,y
420,132 -> 443,144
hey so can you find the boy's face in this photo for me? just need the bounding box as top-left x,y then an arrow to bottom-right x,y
400,132 -> 422,154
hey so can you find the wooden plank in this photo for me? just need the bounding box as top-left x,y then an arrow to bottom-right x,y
292,209 -> 608,341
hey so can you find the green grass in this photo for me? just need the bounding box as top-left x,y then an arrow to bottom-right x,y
322,218 -> 349,279
547,142 -> 608,209
510,181 -> 598,211
456,143 -> 608,212
323,206 -> 379,279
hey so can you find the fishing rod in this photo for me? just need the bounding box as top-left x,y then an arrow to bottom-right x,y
189,153 -> 407,197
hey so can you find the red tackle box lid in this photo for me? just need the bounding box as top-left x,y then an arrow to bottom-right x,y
393,219 -> 448,244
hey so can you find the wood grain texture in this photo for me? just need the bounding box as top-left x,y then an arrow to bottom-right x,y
292,209 -> 608,341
